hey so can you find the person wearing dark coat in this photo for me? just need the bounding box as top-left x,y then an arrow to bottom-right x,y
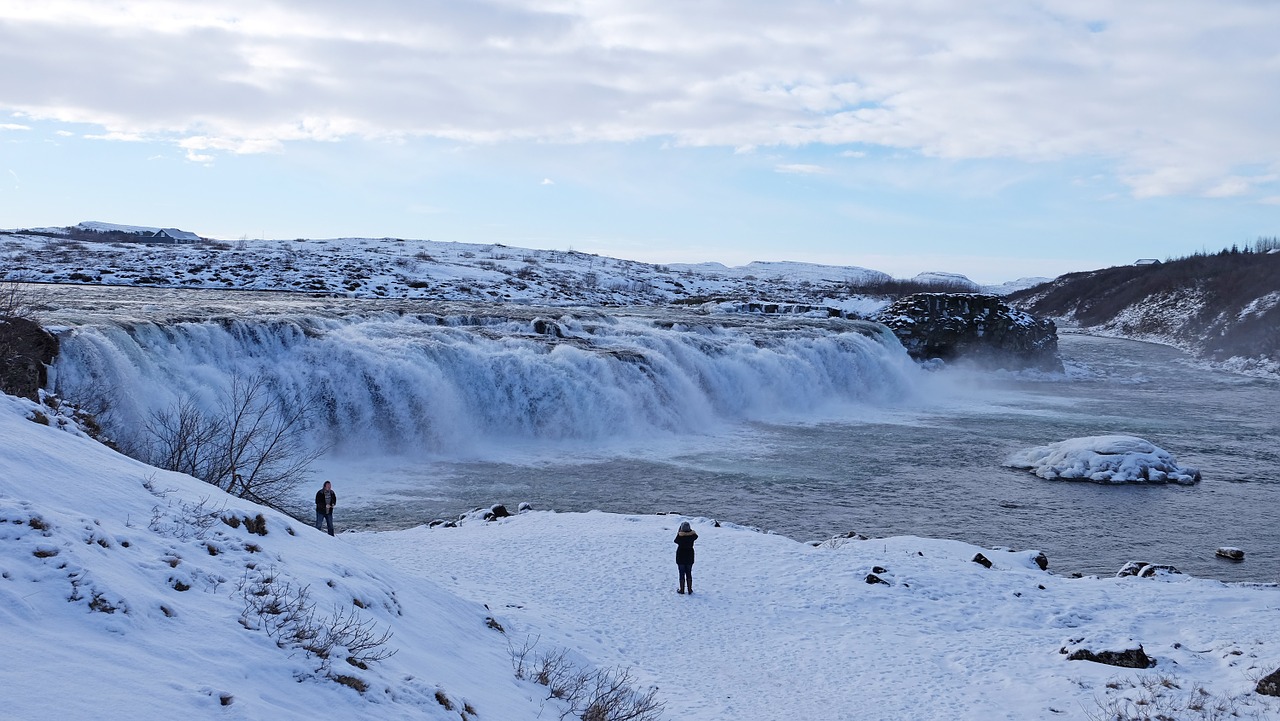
315,480 -> 336,536
674,521 -> 698,594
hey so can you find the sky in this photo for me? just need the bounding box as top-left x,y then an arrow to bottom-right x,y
1,1 -> 1278,283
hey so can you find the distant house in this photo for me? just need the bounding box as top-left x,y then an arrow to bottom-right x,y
1133,258 -> 1161,266
152,228 -> 201,243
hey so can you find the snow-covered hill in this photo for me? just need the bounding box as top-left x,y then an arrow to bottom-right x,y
4,393 -> 1280,720
0,223 -> 1009,310
1010,252 -> 1280,376
0,393 -> 555,720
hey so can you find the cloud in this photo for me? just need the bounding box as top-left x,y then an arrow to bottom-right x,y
540,178 -> 555,185
774,163 -> 830,175
0,1 -> 1277,197
0,123 -> 30,131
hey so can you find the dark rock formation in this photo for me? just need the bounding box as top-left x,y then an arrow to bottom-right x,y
1257,667 -> 1280,697
865,573 -> 889,585
1117,562 -> 1182,578
1032,552 -> 1049,571
484,504 -> 511,521
0,316 -> 58,401
1216,547 -> 1245,561
1065,645 -> 1155,669
876,293 -> 1062,371
972,553 -> 993,568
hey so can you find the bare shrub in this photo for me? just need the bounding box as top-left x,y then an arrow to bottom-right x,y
0,278 -> 47,321
846,277 -> 980,298
139,375 -> 326,510
511,638 -> 664,721
1086,673 -> 1252,721
238,567 -> 396,679
149,495 -> 225,541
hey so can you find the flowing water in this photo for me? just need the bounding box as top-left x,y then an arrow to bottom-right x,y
43,287 -> 1280,582
334,334 -> 1280,582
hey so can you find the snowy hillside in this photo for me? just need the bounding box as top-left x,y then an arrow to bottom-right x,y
0,393 -> 559,720
0,223 -> 1006,310
4,393 -> 1280,720
1010,251 -> 1280,376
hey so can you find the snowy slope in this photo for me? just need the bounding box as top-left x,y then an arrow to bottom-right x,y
352,511 -> 1280,721
4,394 -> 1280,720
0,394 -> 554,721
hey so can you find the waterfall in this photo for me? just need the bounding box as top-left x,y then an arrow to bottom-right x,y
51,310 -> 922,457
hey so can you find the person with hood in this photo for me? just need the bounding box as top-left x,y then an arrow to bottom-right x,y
674,521 -> 698,594
315,480 -> 336,536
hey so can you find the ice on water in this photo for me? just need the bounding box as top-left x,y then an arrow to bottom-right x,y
1006,434 -> 1201,484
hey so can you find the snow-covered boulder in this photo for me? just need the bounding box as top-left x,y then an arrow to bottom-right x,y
1061,636 -> 1156,668
1005,435 -> 1201,484
1117,561 -> 1182,578
1216,547 -> 1245,561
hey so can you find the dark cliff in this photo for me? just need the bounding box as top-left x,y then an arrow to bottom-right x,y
0,316 -> 59,401
876,293 -> 1062,371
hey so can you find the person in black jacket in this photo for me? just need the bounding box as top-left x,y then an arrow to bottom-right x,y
674,521 -> 698,594
315,480 -> 336,536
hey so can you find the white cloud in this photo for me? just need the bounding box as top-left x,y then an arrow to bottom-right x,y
774,163 -> 830,175
541,178 -> 555,185
0,1 -> 1277,198
84,131 -> 148,142
0,123 -> 30,131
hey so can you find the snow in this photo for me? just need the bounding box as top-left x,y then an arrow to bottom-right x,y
1005,434 -> 1202,484
0,394 -> 553,720
0,230 -> 939,310
983,276 -> 1052,295
668,259 -> 892,285
912,270 -> 980,290
76,221 -> 162,234
4,396 -> 1278,720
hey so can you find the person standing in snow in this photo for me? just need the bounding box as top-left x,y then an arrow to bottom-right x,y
674,521 -> 698,594
315,480 -> 336,536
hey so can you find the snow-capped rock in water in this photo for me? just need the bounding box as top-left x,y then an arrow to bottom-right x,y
1006,435 -> 1201,484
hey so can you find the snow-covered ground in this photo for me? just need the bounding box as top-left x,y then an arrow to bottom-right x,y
0,222 -> 1020,311
3,395 -> 1279,720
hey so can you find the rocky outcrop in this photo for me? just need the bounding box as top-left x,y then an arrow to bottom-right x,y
0,316 -> 58,401
876,293 -> 1062,371
1257,667 -> 1280,697
1064,645 -> 1155,669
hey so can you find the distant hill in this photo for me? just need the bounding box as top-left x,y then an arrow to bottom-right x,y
0,227 -> 990,310
1008,251 -> 1280,375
